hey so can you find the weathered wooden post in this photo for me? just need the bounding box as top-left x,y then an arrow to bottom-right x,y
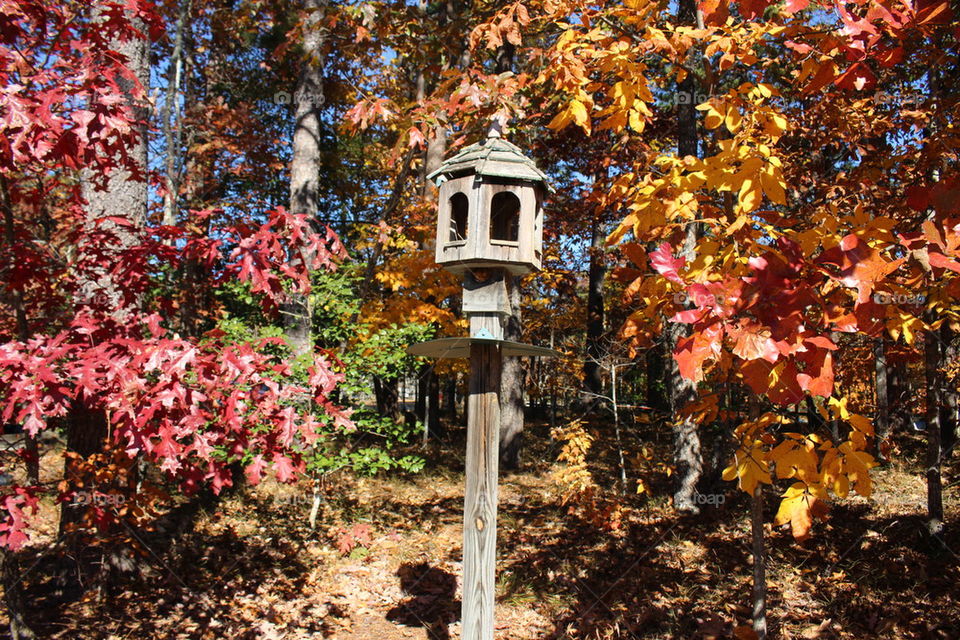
408,126 -> 555,640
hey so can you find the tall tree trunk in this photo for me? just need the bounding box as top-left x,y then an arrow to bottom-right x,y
924,321 -> 944,536
428,372 -> 441,439
416,363 -> 429,420
161,0 -> 190,228
751,485 -> 767,639
61,2 -> 149,540
939,325 -> 957,455
283,0 -> 326,361
874,337 -> 889,460
645,339 -> 668,412
0,176 -> 39,628
491,39 -> 525,471
0,549 -> 34,640
445,376 -> 458,422
669,0 -> 703,514
889,346 -> 909,431
583,214 -> 606,405
500,276 -> 524,470
374,376 -> 401,423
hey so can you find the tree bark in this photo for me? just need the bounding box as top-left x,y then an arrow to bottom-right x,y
445,376 -> 457,422
751,485 -> 767,640
645,339 -> 668,412
61,2 -> 150,540
374,376 -> 401,422
1,549 -> 35,640
487,37 -> 525,471
939,325 -> 957,455
924,322 -> 944,535
873,337 -> 889,460
283,0 -> 327,361
428,372 -> 441,439
583,214 -> 606,405
669,0 -> 704,514
889,349 -> 909,431
415,363 -> 429,420
500,276 -> 524,470
161,0 -> 190,228
415,365 -> 443,440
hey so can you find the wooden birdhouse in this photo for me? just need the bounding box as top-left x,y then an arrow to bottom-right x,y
428,128 -> 550,277
409,127 -> 561,640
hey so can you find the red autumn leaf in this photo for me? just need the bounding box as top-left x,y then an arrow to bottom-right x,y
738,0 -> 774,19
245,455 -> 268,485
796,345 -> 835,397
728,320 -> 780,363
783,0 -> 810,14
816,234 -> 902,304
649,242 -> 686,285
272,453 -> 298,483
674,323 -> 722,383
916,0 -> 954,25
836,62 -> 877,92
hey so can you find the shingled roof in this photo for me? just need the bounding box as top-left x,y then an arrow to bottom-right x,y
427,132 -> 552,191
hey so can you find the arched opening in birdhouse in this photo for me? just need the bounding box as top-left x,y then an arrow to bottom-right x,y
490,192 -> 520,244
448,192 -> 469,243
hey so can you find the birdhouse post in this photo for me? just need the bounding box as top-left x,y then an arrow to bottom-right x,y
407,126 -> 555,640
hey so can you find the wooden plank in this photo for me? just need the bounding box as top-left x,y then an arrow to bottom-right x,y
462,342 -> 502,640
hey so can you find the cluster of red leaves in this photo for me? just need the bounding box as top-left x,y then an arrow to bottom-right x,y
651,239 -> 835,403
650,219 -> 960,406
0,0 -> 351,550
0,209 -> 352,549
334,522 -> 373,555
0,0 -> 162,182
714,0 -> 956,92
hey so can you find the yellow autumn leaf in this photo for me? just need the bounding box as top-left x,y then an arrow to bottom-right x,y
705,108 -> 724,130
774,482 -> 829,541
847,413 -> 874,436
570,99 -> 591,132
726,214 -> 750,235
546,107 -> 573,131
723,443 -> 771,496
759,164 -> 787,205
768,435 -> 819,480
838,443 -> 877,497
724,103 -> 743,133
886,308 -> 923,344
606,215 -> 635,245
765,112 -> 789,137
738,176 -> 762,212
829,396 -> 851,421
834,473 -> 850,498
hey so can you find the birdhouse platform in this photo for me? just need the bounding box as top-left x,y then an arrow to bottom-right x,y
406,337 -> 560,359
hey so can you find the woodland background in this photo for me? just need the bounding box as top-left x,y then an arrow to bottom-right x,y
0,0 -> 959,638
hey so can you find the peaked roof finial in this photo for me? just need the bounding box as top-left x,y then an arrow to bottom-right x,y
427,119 -> 553,191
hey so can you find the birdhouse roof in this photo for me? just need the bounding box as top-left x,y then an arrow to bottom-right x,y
427,135 -> 553,191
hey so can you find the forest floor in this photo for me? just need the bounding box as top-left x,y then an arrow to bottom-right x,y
7,419 -> 960,639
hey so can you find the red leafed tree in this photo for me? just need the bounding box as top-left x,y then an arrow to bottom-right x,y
0,2 -> 348,633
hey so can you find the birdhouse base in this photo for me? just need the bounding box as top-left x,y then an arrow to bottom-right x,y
462,271 -> 510,316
